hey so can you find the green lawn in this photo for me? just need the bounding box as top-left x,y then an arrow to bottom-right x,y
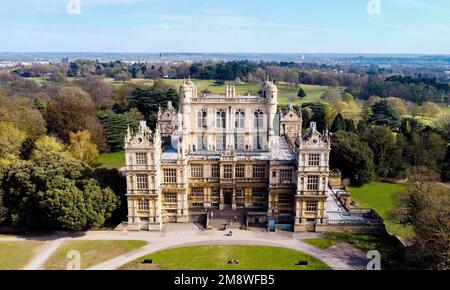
349,182 -> 413,238
30,77 -> 328,107
277,83 -> 329,106
120,245 -> 330,270
403,104 -> 450,126
95,151 -> 125,169
304,233 -> 403,269
44,240 -> 147,270
107,78 -> 328,106
0,241 -> 44,270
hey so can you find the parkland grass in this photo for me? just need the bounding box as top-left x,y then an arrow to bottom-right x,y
0,241 -> 45,270
95,151 -> 125,169
303,232 -> 403,269
349,182 -> 413,238
44,240 -> 147,270
120,245 -> 330,270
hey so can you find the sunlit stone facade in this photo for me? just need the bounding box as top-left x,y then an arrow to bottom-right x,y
124,80 -> 331,232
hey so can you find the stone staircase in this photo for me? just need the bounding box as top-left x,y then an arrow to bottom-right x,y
207,209 -> 246,230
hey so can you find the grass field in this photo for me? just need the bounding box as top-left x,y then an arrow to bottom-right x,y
95,151 -> 125,169
277,83 -> 329,106
30,77 -> 328,107
0,241 -> 44,270
44,240 -> 147,270
303,233 -> 403,268
120,245 -> 330,270
349,182 -> 413,239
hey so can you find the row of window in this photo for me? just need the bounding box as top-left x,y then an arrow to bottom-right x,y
138,199 -> 319,212
189,164 -> 267,179
190,188 -> 266,198
136,193 -> 178,211
132,152 -> 321,166
197,109 -> 266,130
194,134 -> 266,151
135,173 -> 319,191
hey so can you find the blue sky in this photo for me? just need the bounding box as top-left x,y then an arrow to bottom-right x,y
0,0 -> 449,53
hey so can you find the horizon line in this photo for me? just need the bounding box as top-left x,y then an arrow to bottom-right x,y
1,51 -> 449,56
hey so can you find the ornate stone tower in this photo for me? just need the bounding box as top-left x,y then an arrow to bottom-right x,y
280,103 -> 303,148
179,79 -> 197,154
294,122 -> 331,232
124,121 -> 162,231
158,101 -> 179,143
262,80 -> 278,150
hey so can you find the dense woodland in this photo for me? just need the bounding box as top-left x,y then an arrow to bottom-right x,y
0,60 -> 448,269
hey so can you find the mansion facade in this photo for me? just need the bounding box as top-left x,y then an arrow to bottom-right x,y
124,80 -> 334,232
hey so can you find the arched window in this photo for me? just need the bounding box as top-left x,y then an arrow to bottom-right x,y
216,109 -> 226,129
235,109 -> 245,129
197,109 -> 207,129
254,110 -> 264,129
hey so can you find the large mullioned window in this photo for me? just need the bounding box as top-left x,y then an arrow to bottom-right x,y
252,164 -> 266,178
216,109 -> 226,129
197,109 -> 207,129
306,200 -> 318,212
211,164 -> 220,178
235,164 -> 245,178
163,169 -> 177,183
307,175 -> 319,191
197,135 -> 208,151
280,169 -> 293,183
191,164 -> 204,178
308,154 -> 320,166
164,193 -> 177,204
138,201 -> 149,211
136,174 -> 148,190
235,109 -> 245,129
191,188 -> 204,198
254,110 -> 264,129
135,153 -> 147,165
216,135 -> 226,150
223,165 -> 233,179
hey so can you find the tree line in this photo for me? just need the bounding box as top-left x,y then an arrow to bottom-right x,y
11,59 -> 449,106
294,99 -> 450,186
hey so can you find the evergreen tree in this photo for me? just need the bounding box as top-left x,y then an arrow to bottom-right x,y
297,87 -> 306,99
330,113 -> 346,133
368,100 -> 401,129
98,110 -> 139,152
330,131 -> 374,186
362,126 -> 406,178
344,118 -> 356,133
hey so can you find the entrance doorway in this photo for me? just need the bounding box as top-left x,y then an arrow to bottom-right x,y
306,218 -> 317,232
224,191 -> 233,208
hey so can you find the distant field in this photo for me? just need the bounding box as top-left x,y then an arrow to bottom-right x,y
159,79 -> 329,106
0,241 -> 44,270
349,182 -> 413,239
29,77 -> 328,107
120,245 -> 330,270
95,151 -> 125,169
44,240 -> 147,270
277,83 -> 329,106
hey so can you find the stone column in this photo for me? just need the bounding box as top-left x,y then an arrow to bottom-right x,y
219,188 -> 224,210
232,188 -> 237,210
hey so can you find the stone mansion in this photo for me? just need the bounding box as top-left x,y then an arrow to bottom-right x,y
123,80 -> 384,233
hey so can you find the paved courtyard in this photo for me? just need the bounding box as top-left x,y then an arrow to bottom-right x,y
1,226 -> 370,270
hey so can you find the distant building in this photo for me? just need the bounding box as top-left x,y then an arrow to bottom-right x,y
123,80 -> 385,233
